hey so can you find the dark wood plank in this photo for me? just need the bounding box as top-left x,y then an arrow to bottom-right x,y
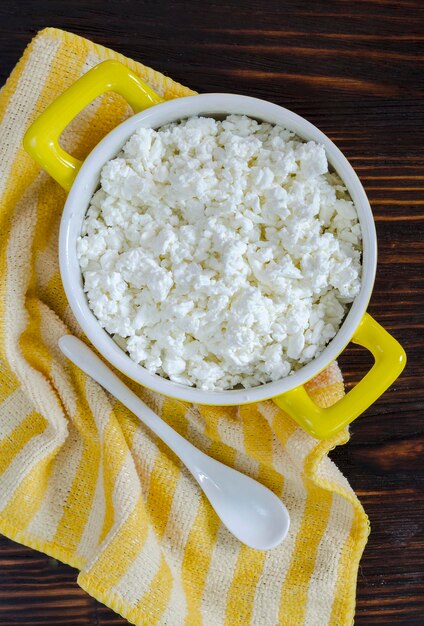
0,0 -> 423,624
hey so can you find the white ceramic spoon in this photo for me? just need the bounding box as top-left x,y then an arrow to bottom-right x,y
59,335 -> 290,550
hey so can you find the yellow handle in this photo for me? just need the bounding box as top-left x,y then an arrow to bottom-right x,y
273,313 -> 406,440
23,60 -> 164,191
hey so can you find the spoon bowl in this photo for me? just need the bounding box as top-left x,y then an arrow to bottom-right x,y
191,453 -> 290,549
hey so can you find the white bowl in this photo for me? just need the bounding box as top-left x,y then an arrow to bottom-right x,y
59,93 -> 376,405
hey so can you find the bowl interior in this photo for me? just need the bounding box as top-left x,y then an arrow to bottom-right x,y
60,93 -> 376,405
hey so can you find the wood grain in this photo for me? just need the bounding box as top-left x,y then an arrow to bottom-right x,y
0,0 -> 423,624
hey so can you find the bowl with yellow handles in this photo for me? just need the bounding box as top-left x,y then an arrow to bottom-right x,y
23,60 -> 406,439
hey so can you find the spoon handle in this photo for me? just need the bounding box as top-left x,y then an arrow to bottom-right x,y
59,335 -> 201,466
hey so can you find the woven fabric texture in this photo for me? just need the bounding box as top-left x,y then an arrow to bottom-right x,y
0,27 -> 369,626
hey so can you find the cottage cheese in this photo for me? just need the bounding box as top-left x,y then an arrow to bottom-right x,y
77,115 -> 362,390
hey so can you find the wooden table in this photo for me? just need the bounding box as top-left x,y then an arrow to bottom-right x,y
0,1 -> 423,624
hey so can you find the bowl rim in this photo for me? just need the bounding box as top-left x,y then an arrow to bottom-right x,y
59,92 -> 376,405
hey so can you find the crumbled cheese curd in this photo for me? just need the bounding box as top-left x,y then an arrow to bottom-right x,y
77,115 -> 362,390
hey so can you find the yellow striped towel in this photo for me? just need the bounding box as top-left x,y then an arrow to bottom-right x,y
0,27 -> 369,626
